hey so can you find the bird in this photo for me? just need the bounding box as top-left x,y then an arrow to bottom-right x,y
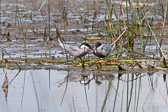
57,38 -> 93,62
93,42 -> 116,58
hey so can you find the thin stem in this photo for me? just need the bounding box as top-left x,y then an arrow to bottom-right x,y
84,84 -> 90,112
126,0 -> 130,50
101,80 -> 111,112
137,0 -> 143,52
134,1 -> 139,49
113,78 -> 120,112
60,71 -> 69,105
31,73 -> 40,112
136,74 -> 141,112
0,0 -> 1,33
159,0 -> 168,57
126,73 -> 129,112
48,0 -> 52,40
21,70 -> 26,107
141,9 -> 166,62
120,75 -> 126,112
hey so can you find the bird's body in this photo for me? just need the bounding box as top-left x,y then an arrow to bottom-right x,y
93,42 -> 115,58
58,38 -> 92,59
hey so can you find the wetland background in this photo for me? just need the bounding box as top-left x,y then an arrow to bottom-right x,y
0,0 -> 168,112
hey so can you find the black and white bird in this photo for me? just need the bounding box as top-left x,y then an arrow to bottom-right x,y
58,38 -> 92,61
93,42 -> 116,58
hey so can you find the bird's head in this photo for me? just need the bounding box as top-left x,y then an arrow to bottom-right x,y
79,43 -> 93,50
93,42 -> 102,51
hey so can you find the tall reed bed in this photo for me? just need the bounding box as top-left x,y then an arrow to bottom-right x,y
103,0 -> 167,66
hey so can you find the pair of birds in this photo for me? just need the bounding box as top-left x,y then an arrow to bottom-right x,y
58,38 -> 115,61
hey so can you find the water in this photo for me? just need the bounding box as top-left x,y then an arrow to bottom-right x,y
0,69 -> 168,112
0,0 -> 168,112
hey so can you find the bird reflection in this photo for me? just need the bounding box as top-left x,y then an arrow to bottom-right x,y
80,75 -> 93,85
57,71 -> 93,87
57,71 -> 115,87
92,73 -> 114,85
93,75 -> 103,85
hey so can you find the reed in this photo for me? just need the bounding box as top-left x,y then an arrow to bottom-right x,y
105,0 -> 116,41
136,74 -> 141,112
126,0 -> 130,51
47,0 -> 52,40
0,0 -> 1,33
113,78 -> 120,112
31,73 -> 41,112
137,0 -> 144,52
15,1 -> 28,62
21,70 -> 26,107
84,83 -> 90,112
133,74 -> 138,112
159,0 -> 168,57
101,80 -> 112,112
72,96 -> 76,112
126,73 -> 129,112
134,0 -> 139,49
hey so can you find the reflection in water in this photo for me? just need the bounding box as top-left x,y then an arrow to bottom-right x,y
57,71 -> 93,87
57,69 -> 115,107
21,70 -> 26,107
57,70 -> 116,87
2,87 -> 8,104
2,65 -> 8,103
0,69 -> 168,112
30,71 -> 41,112
163,74 -> 168,95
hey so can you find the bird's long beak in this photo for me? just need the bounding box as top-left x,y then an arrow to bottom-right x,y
90,48 -> 96,51
90,48 -> 94,50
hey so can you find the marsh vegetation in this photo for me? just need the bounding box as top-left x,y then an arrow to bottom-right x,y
0,0 -> 168,112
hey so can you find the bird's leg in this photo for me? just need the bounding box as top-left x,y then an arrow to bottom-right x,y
99,63 -> 102,70
96,62 -> 102,70
79,57 -> 82,63
80,57 -> 86,69
96,57 -> 103,70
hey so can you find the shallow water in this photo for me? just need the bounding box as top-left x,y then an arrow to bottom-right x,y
0,0 -> 168,112
0,69 -> 168,112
